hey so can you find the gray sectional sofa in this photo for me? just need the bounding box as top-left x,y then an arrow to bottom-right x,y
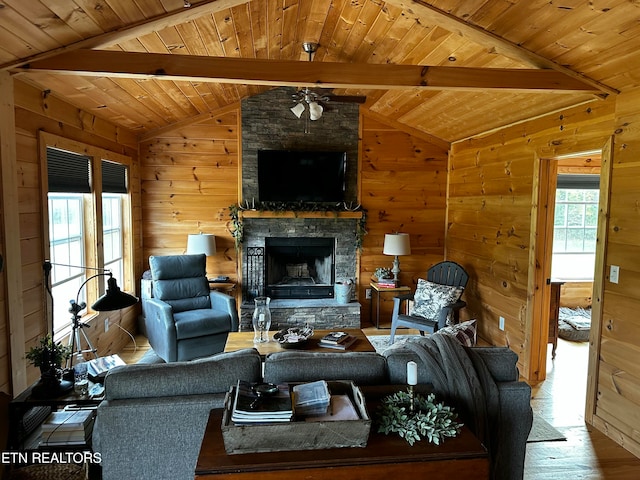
93,335 -> 532,480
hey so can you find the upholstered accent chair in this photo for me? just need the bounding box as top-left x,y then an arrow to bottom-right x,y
144,254 -> 238,362
390,261 -> 469,343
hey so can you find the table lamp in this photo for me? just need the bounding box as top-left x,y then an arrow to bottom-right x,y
383,233 -> 411,286
187,233 -> 217,279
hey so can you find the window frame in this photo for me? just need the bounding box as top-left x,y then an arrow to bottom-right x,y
41,132 -> 134,339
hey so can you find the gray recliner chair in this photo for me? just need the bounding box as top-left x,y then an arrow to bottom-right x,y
143,254 -> 238,362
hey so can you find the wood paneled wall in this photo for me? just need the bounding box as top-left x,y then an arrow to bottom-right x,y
139,111 -> 241,281
587,87 -> 640,458
0,79 -> 140,395
449,99 -> 616,380
359,113 -> 449,323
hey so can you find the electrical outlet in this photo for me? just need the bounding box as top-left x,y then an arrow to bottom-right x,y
104,317 -> 110,332
610,265 -> 620,284
365,288 -> 372,300
499,316 -> 505,331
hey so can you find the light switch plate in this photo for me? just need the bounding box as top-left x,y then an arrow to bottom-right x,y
610,265 -> 620,284
499,316 -> 505,331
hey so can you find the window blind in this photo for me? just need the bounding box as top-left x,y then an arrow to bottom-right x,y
46,147 -> 91,193
102,160 -> 128,194
557,174 -> 600,190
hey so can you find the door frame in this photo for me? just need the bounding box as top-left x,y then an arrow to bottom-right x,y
529,140 -> 611,386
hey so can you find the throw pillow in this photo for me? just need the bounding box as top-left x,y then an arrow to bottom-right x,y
410,278 -> 463,320
435,319 -> 478,347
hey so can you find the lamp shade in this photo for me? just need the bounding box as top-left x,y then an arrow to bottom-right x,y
187,233 -> 217,256
383,233 -> 411,256
92,275 -> 139,311
290,102 -> 305,118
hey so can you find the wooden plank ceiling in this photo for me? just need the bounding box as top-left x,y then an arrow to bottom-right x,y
2,0 -> 638,143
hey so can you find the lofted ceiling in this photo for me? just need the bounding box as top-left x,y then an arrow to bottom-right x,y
3,0 -> 639,143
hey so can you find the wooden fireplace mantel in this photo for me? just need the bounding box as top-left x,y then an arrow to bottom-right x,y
240,210 -> 364,219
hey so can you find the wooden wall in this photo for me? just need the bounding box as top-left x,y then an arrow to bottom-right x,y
449,99 -> 616,380
139,111 -> 241,281
359,113 -> 449,324
138,110 -> 449,326
587,87 -> 640,458
0,79 -> 140,396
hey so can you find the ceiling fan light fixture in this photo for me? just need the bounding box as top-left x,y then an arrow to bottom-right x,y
291,102 -> 305,118
309,101 -> 323,120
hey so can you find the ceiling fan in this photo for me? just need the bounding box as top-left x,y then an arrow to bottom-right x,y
290,43 -> 365,127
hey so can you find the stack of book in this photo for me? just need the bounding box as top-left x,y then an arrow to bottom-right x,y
40,407 -> 95,446
318,331 -> 357,350
231,380 -> 293,424
375,278 -> 397,288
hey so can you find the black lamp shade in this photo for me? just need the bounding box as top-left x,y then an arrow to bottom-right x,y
91,276 -> 138,311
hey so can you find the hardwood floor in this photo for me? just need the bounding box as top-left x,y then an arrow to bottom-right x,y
118,332 -> 640,478
525,338 -> 640,479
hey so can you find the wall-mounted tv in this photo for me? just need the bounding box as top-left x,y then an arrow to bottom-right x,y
258,150 -> 347,203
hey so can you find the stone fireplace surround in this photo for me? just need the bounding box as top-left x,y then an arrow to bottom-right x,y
239,215 -> 361,331
237,87 -> 362,332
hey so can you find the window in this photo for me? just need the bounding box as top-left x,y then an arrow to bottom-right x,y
43,134 -> 132,337
551,174 -> 600,281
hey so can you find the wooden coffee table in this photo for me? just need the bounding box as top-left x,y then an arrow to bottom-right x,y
194,386 -> 489,479
224,329 -> 375,358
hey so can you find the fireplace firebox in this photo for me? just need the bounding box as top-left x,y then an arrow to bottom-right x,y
265,237 -> 335,299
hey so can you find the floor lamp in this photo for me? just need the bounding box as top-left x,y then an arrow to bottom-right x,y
44,261 -> 138,369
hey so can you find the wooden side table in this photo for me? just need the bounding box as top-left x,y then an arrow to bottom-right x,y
369,282 -> 411,329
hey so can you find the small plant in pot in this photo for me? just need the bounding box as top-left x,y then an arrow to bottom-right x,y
25,335 -> 71,382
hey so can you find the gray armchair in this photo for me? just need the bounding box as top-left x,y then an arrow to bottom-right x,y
390,261 -> 469,343
144,254 -> 238,362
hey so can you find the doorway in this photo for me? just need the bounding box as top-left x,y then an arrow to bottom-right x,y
531,146 -> 609,384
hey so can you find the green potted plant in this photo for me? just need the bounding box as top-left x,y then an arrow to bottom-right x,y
26,334 -> 72,372
26,335 -> 74,398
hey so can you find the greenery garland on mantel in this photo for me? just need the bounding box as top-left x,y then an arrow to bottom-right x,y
228,202 -> 367,252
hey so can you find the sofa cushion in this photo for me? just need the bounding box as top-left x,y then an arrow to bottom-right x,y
435,319 -> 477,346
263,351 -> 388,385
410,278 -> 463,320
104,348 -> 262,400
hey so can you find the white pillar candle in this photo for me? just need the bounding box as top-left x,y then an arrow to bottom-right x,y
407,361 -> 418,386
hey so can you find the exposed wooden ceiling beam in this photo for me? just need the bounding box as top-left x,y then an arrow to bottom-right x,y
0,0 -> 249,71
384,0 -> 618,96
19,50 -> 604,94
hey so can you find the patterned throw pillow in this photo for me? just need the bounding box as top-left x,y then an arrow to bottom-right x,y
435,319 -> 478,347
409,278 -> 463,320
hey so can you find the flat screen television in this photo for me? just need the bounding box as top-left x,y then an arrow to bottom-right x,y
258,150 -> 347,203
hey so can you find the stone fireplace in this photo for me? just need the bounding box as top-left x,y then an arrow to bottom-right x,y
239,215 -> 361,331
237,87 -> 362,331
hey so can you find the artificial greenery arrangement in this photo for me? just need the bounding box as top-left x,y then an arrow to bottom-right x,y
376,391 -> 462,446
26,334 -> 72,370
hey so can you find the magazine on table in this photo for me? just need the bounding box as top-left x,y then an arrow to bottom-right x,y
231,380 -> 293,424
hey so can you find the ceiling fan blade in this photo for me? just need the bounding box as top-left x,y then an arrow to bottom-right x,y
325,95 -> 367,104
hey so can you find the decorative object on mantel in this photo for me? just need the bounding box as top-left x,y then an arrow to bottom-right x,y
383,233 -> 411,286
227,203 -> 368,251
252,296 -> 272,343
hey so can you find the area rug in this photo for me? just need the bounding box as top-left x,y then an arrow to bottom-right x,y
527,415 -> 566,443
365,334 -> 424,353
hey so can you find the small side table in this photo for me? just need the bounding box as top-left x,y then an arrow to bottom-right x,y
369,282 -> 411,329
208,281 -> 236,294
